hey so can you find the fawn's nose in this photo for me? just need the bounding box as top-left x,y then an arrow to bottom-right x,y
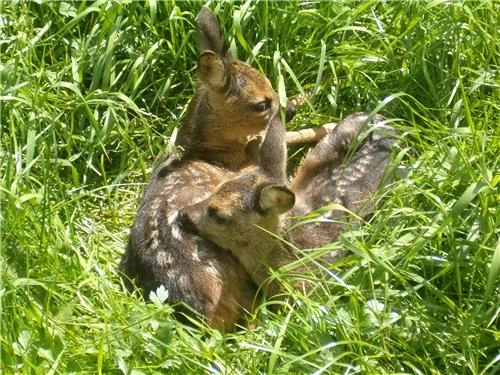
285,101 -> 296,122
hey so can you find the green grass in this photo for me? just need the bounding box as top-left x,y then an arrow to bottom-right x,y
1,0 -> 499,373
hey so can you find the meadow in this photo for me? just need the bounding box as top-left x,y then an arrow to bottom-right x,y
1,1 -> 499,373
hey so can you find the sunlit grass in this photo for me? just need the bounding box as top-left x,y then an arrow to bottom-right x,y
1,1 -> 498,373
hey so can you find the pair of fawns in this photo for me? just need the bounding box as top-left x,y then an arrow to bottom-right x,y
120,7 -> 398,331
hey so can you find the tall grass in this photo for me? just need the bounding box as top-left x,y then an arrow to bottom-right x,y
1,1 -> 498,373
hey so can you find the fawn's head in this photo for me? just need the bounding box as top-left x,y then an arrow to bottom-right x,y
176,7 -> 295,166
179,173 -> 294,252
180,111 -> 292,252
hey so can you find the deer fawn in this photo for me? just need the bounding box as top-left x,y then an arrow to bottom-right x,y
120,7 -> 295,330
179,113 -> 298,297
179,113 -> 398,298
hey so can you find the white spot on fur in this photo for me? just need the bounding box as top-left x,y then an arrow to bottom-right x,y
167,210 -> 178,224
178,275 -> 189,288
156,251 -> 172,266
150,198 -> 161,212
171,224 -> 182,241
204,261 -> 219,277
150,237 -> 159,251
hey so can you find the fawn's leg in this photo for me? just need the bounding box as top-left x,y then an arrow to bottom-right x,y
291,112 -> 398,218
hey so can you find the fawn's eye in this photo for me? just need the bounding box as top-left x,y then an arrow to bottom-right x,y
207,207 -> 230,225
253,100 -> 271,113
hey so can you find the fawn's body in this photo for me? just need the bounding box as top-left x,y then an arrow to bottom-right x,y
121,7 -> 292,330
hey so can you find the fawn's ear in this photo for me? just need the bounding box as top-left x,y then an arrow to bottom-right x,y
196,7 -> 227,57
259,115 -> 287,180
198,51 -> 227,90
259,185 -> 295,214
